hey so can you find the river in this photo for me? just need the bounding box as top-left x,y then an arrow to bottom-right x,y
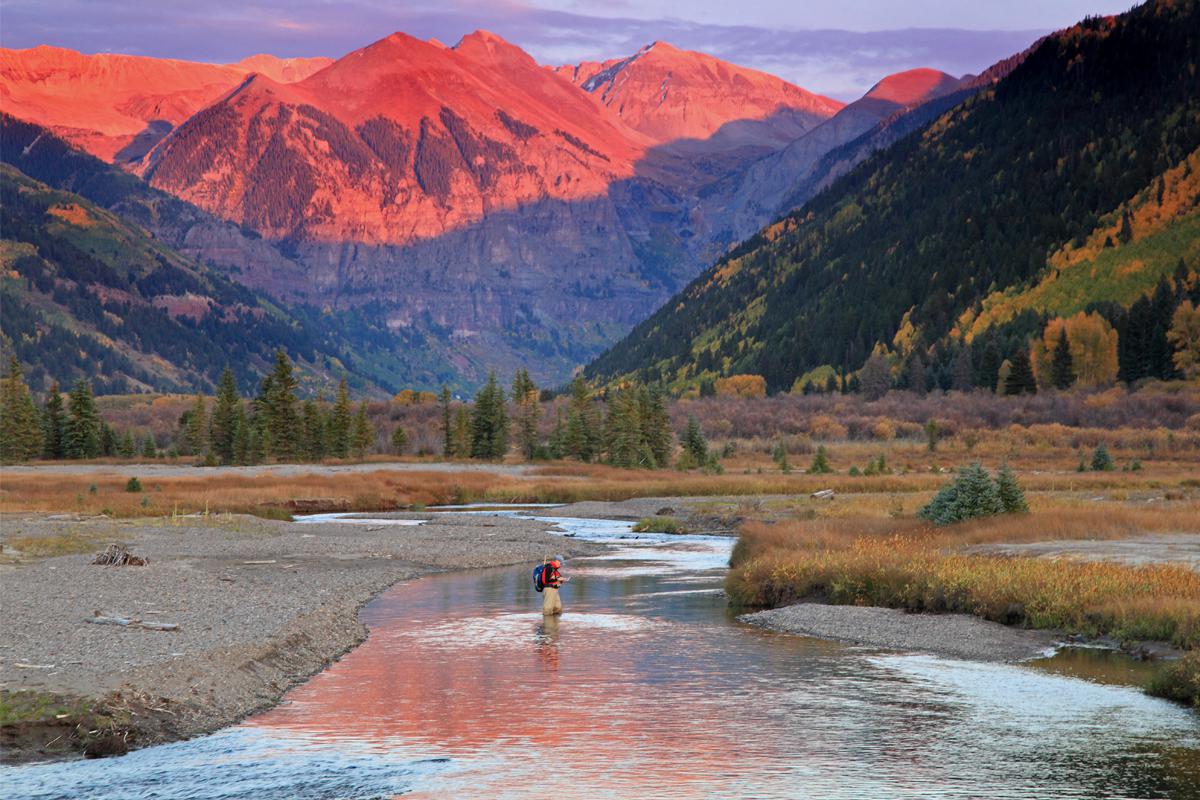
6,510 -> 1200,799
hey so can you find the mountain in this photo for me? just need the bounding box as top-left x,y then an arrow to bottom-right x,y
0,45 -> 331,162
0,113 -> 468,394
0,162 -> 371,395
116,31 -> 851,386
585,0 -> 1200,392
0,33 -> 1006,390
553,41 -> 842,169
706,67 -> 969,246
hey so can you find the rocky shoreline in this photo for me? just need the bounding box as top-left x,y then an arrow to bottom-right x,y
0,511 -> 602,764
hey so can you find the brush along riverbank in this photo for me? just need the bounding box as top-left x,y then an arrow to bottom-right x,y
0,512 -> 603,764
728,511 -> 1200,702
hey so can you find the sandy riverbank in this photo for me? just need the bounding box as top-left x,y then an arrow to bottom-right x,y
0,511 -> 602,763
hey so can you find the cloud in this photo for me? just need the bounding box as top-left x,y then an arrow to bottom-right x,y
1,0 -> 1046,98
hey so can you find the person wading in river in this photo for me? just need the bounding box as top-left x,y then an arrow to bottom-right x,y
534,558 -> 568,616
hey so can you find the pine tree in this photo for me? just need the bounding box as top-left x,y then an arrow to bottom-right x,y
995,462 -> 1028,514
641,384 -> 673,468
118,430 -> 136,458
0,356 -> 43,463
470,372 -> 508,460
1003,348 -> 1037,395
302,398 -> 326,461
63,379 -> 101,459
185,392 -> 209,458
98,422 -> 117,457
564,375 -> 599,461
511,369 -> 541,460
232,405 -> 250,465
605,386 -> 644,468
918,463 -> 1002,525
325,377 -> 351,458
451,406 -> 471,457
1091,442 -> 1115,471
141,433 -> 157,459
350,401 -> 374,458
681,415 -> 707,467
210,367 -> 241,465
262,350 -> 300,461
41,382 -> 65,459
950,347 -> 974,392
1050,330 -> 1076,390
807,445 -> 833,475
391,425 -> 408,454
439,384 -> 453,456
548,408 -> 567,459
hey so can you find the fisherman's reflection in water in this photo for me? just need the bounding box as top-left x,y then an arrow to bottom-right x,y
536,616 -> 560,671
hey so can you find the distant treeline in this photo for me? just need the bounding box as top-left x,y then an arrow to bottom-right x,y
0,353 -> 701,470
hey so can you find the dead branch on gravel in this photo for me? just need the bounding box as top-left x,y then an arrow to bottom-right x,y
90,544 -> 147,566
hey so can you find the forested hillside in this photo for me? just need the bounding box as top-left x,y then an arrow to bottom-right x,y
586,0 -> 1200,393
0,164 -> 372,394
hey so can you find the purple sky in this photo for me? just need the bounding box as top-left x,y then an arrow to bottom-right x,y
1,0 -> 1134,99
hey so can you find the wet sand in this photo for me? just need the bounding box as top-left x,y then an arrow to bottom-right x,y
0,512 -> 602,763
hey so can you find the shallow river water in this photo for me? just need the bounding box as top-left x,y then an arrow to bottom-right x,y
6,511 -> 1200,799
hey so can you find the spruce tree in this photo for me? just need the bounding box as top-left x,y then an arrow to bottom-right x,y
511,369 -> 541,460
351,401 -> 374,458
1003,349 -> 1038,395
63,379 -> 101,459
185,392 -> 209,458
807,445 -> 833,475
210,367 -> 241,465
118,430 -> 136,458
262,350 -> 300,461
302,398 -> 325,461
451,406 -> 471,457
547,408 -> 567,459
470,372 -> 508,460
1050,331 -> 1076,390
141,433 -> 157,459
440,384 -> 453,456
98,422 -> 117,457
232,406 -> 250,465
995,462 -> 1028,514
391,425 -> 408,454
327,377 -> 352,458
564,375 -> 599,461
605,386 -> 644,468
0,356 -> 43,463
681,415 -> 708,467
919,463 -> 1003,525
642,384 -> 673,468
41,382 -> 65,459
1091,442 -> 1115,471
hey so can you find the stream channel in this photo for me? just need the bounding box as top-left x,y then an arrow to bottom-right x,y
6,508 -> 1200,799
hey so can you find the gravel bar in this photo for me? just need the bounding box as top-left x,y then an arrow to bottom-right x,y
741,603 -> 1061,663
0,511 -> 601,762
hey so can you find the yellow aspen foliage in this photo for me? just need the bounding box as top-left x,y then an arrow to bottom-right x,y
715,374 -> 767,398
1031,311 -> 1119,389
1168,300 -> 1200,378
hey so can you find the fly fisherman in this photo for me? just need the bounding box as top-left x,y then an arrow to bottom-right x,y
533,558 -> 568,616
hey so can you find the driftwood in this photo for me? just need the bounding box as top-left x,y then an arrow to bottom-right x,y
88,613 -> 179,632
91,544 -> 147,566
810,489 -> 836,500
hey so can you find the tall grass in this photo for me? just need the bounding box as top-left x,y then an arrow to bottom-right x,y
727,507 -> 1200,648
